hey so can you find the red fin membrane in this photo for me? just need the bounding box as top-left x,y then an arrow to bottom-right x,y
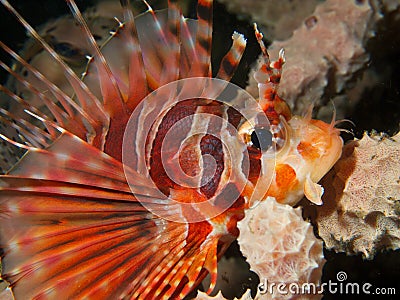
0,133 -> 222,299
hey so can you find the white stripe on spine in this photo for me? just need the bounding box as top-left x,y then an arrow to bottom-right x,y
188,106 -> 212,191
220,106 -> 249,196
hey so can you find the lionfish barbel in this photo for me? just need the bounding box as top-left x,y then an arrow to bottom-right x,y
0,0 -> 343,299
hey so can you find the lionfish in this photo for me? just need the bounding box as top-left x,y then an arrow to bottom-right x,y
0,0 -> 343,299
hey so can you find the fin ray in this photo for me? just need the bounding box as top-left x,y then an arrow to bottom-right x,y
0,132 -> 223,299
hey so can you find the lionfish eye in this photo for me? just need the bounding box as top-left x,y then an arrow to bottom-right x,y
250,127 -> 273,151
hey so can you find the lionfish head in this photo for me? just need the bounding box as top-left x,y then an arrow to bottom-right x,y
238,25 -> 344,206
289,112 -> 344,182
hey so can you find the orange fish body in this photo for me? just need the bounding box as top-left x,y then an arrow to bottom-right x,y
0,0 -> 342,299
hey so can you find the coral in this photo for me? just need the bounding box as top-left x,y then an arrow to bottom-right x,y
195,289 -> 253,300
245,0 -> 400,120
196,291 -> 227,300
237,198 -> 325,299
309,132 -> 400,259
217,0 -> 320,41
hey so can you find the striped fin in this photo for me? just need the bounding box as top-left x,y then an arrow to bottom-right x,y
1,0 -> 248,159
134,6 -> 180,89
0,121 -> 22,173
0,108 -> 50,149
194,0 -> 213,77
83,0 -> 150,111
165,0 -> 181,82
65,0 -> 127,119
0,1 -> 251,298
0,85 -> 66,144
0,41 -> 104,142
253,24 -> 291,124
132,0 -> 214,87
0,0 -> 107,124
179,17 -> 198,77
0,40 -> 91,125
119,0 -> 148,109
171,0 -> 214,79
0,183 -> 180,299
0,133 -> 226,299
216,32 -> 247,82
0,0 -> 110,149
0,57 -> 68,130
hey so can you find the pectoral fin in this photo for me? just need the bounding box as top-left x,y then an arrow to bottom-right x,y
304,176 -> 324,205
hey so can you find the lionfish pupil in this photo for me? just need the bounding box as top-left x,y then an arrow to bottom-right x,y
251,127 -> 273,151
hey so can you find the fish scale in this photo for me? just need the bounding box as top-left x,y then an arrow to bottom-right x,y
0,0 -> 344,299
